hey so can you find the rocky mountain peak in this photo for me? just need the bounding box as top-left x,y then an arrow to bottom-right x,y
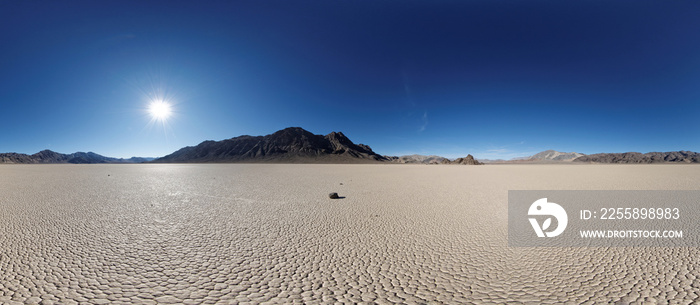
154,127 -> 388,163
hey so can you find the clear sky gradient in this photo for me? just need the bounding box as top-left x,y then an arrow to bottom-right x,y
2,1 -> 699,159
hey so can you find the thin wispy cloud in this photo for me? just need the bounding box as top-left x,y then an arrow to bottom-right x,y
486,148 -> 510,154
419,111 -> 428,132
472,141 -> 535,160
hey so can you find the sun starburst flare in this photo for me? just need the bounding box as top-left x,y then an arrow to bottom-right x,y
148,100 -> 172,122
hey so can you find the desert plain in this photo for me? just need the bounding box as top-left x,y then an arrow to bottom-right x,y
0,164 -> 699,304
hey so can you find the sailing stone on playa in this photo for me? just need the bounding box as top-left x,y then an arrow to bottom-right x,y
329,192 -> 340,199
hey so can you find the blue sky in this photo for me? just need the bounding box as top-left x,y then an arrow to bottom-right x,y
1,1 -> 699,159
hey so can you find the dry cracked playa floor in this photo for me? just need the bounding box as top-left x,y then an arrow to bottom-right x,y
0,164 -> 699,304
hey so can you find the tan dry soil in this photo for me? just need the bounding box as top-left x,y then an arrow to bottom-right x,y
0,164 -> 698,304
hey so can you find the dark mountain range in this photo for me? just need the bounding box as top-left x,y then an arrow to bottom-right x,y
573,151 -> 700,163
0,150 -> 154,164
153,127 -> 388,163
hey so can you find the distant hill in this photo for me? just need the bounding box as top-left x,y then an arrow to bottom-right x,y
478,150 -> 584,163
573,151 -> 700,163
153,127 -> 388,163
475,158 -> 506,164
384,154 -> 449,164
0,150 -> 154,164
529,150 -> 584,162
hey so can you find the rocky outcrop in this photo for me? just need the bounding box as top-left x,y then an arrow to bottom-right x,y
441,154 -> 483,165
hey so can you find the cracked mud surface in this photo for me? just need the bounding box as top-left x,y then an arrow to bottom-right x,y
0,164 -> 698,304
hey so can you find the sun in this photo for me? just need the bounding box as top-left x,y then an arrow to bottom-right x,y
148,100 -> 172,121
